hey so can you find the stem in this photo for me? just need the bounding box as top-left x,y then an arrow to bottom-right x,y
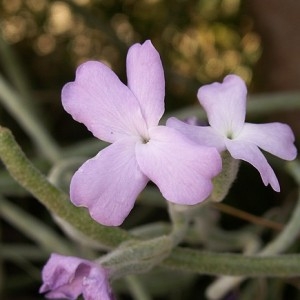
213,202 -> 283,231
163,249 -> 300,277
206,161 -> 300,299
0,196 -> 74,255
260,190 -> 300,255
3,127 -> 300,279
1,245 -> 48,261
125,276 -> 152,300
258,160 -> 300,255
0,36 -> 36,112
0,126 -> 131,249
168,203 -> 191,246
210,151 -> 240,202
247,92 -> 300,117
0,74 -> 60,163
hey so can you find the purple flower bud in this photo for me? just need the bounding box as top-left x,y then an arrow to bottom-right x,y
40,253 -> 115,300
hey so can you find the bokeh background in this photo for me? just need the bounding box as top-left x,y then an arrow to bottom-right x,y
1,0 -> 300,299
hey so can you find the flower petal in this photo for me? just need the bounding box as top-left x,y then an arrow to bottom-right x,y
82,266 -> 115,300
167,117 -> 226,151
225,139 -> 280,191
197,75 -> 247,136
40,254 -> 114,300
238,122 -> 297,160
70,138 -> 148,226
40,254 -> 81,297
136,126 -> 222,205
62,61 -> 148,143
126,40 -> 165,127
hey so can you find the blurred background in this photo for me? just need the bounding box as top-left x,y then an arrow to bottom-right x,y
0,0 -> 262,143
1,0 -> 300,299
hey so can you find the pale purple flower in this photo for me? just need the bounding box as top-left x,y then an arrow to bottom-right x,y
167,75 -> 297,192
62,40 -> 222,226
39,253 -> 114,300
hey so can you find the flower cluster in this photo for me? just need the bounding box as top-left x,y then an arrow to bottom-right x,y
40,40 -> 297,300
62,40 -> 296,227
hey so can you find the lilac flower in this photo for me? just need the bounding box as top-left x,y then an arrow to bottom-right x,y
40,253 -> 114,300
167,75 -> 297,192
62,40 -> 222,226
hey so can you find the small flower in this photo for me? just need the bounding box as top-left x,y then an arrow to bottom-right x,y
62,40 -> 222,226
167,75 -> 297,191
39,253 -> 114,300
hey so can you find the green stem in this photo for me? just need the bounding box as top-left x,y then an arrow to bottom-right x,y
163,249 -> 300,277
168,203 -> 191,246
287,160 -> 300,184
3,126 -> 300,278
125,275 -> 152,300
100,236 -> 173,278
260,160 -> 300,255
206,161 -> 300,299
260,190 -> 300,255
0,35 -> 36,112
0,74 -> 60,163
1,244 -> 48,261
0,196 -> 74,255
0,126 -> 131,249
246,91 -> 300,117
210,151 -> 240,202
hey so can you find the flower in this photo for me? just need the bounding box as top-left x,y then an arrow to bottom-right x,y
39,253 -> 114,300
167,75 -> 297,192
62,40 -> 222,226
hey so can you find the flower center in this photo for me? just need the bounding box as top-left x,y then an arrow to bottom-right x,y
141,136 -> 150,144
139,128 -> 151,144
226,130 -> 234,140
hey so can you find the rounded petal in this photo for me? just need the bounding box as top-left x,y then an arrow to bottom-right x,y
70,138 -> 149,226
62,61 -> 148,143
238,122 -> 297,160
226,139 -> 280,192
167,117 -> 226,152
136,126 -> 222,205
197,75 -> 247,136
126,40 -> 165,127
